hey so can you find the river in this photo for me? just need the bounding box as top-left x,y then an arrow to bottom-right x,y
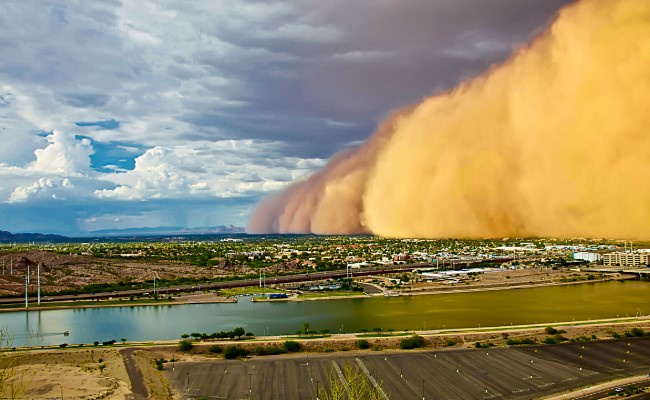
1,280 -> 648,347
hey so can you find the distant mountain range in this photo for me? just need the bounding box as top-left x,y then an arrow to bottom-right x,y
0,230 -> 69,242
0,225 -> 245,242
83,225 -> 245,237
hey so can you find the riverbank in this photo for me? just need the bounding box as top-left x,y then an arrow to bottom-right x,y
0,267 -> 637,312
6,316 -> 650,400
0,292 -> 236,313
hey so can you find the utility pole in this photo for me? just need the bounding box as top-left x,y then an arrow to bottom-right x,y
25,275 -> 28,309
37,263 -> 41,305
11,256 -> 13,275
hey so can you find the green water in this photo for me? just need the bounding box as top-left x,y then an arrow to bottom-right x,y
3,280 -> 648,346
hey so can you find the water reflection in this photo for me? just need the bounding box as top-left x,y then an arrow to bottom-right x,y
1,280 -> 648,347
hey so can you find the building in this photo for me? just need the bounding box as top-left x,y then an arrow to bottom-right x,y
602,252 -> 650,267
572,252 -> 602,263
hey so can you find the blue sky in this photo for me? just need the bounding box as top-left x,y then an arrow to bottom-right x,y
0,0 -> 570,235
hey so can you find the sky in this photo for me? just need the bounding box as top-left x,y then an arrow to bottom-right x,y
0,0 -> 572,236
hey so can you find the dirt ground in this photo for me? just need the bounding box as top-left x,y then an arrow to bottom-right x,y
365,266 -> 625,296
1,348 -> 131,399
0,250 -> 247,296
4,318 -> 650,399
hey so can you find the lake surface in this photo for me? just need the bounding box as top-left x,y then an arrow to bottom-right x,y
2,280 -> 649,347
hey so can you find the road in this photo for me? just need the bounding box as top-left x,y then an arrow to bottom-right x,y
166,337 -> 650,400
120,348 -> 149,400
0,259 -> 512,305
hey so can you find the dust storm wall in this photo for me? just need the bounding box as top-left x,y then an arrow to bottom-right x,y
247,0 -> 650,240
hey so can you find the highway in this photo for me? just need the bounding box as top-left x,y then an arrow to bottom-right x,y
0,257 -> 513,305
0,264 -> 414,305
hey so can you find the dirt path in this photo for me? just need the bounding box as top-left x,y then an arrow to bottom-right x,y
120,348 -> 148,400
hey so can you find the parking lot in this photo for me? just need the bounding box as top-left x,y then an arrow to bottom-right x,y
167,337 -> 650,399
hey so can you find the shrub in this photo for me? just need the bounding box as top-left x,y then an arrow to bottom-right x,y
178,340 -> 193,352
630,327 -> 645,337
543,337 -> 556,345
356,339 -> 370,349
59,343 -> 68,348
284,340 -> 301,352
224,345 -> 248,359
208,345 -> 223,354
444,340 -> 456,347
612,333 -> 622,339
254,345 -> 287,356
93,341 -> 100,346
545,327 -> 558,335
371,345 -> 381,351
245,332 -> 255,337
506,338 -> 536,346
400,335 -> 425,350
154,358 -> 166,370
554,334 -> 568,342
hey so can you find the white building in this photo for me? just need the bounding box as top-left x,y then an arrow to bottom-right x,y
572,252 -> 602,263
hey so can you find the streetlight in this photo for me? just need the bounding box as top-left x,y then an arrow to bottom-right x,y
421,379 -> 425,400
484,372 -> 488,394
249,372 -> 253,398
57,383 -> 64,399
186,372 -> 190,390
316,379 -> 320,400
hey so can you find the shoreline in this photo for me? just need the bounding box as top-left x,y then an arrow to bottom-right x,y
8,314 -> 650,352
0,294 -> 237,313
0,274 -> 638,312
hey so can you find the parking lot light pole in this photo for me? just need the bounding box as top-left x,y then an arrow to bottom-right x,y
421,379 -> 425,400
485,372 -> 488,393
316,379 -> 320,400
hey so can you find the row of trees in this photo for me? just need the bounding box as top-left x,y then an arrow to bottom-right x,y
180,327 -> 253,341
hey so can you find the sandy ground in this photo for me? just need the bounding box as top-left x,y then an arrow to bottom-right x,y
1,348 -> 132,399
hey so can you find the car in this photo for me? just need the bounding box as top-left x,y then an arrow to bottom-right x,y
615,387 -> 624,393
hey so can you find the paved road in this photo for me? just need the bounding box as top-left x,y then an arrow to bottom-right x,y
2,261 -> 513,305
120,348 -> 148,400
0,264 -> 411,304
166,337 -> 650,400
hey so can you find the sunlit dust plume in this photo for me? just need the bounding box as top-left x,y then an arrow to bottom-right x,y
248,0 -> 650,240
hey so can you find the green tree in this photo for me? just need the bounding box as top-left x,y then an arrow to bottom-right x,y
233,327 -> 245,339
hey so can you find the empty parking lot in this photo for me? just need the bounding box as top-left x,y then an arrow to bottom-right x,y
166,337 -> 650,399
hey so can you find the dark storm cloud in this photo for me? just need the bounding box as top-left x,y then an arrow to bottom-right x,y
183,0 -> 574,157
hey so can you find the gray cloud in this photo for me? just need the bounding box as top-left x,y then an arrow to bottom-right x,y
0,0 -> 574,232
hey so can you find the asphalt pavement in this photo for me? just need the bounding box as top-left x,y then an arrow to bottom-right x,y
165,337 -> 650,400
